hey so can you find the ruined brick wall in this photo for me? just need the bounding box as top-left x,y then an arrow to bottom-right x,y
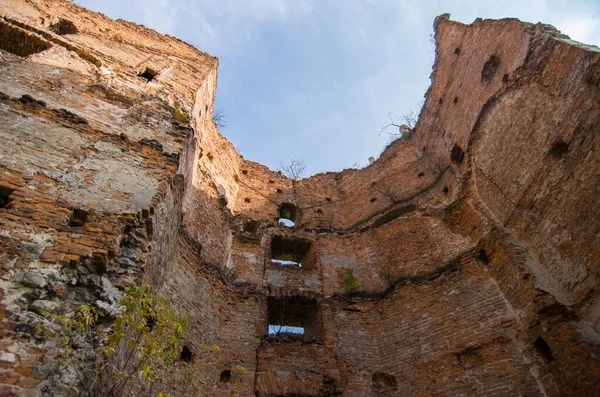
1,2 -> 600,397
0,0 -> 220,394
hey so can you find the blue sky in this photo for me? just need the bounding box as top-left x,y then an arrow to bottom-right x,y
79,0 -> 600,176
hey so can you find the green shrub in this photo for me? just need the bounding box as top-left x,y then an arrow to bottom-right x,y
343,269 -> 360,294
41,285 -> 188,396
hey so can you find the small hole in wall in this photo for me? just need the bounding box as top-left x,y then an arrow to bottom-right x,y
220,370 -> 232,383
454,47 -> 460,55
241,169 -> 248,175
438,98 -> 443,105
205,105 -> 208,113
316,208 -> 323,214
48,19 -> 78,35
372,372 -> 398,394
549,140 -> 568,158
481,55 -> 501,82
477,248 -> 490,265
69,208 -> 88,227
502,73 -> 509,83
0,186 -> 15,208
244,220 -> 259,233
180,345 -> 193,363
370,198 -> 377,203
137,67 -> 157,82
323,378 -> 338,396
325,197 -> 332,201
443,186 -> 449,195
276,188 -> 282,193
534,337 -> 553,362
453,97 -> 458,104
145,315 -> 157,330
450,144 -> 465,164
244,198 -> 251,203
417,172 -> 425,177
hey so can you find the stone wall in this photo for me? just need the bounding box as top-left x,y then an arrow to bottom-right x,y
0,1 -> 599,396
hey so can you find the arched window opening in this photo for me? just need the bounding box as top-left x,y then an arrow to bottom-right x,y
278,203 -> 297,227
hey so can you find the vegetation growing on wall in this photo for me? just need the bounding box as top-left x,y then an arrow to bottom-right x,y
343,269 -> 360,294
40,285 -> 241,396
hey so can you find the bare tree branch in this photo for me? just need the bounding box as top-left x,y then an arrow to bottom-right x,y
379,111 -> 417,142
279,158 -> 306,180
212,109 -> 229,130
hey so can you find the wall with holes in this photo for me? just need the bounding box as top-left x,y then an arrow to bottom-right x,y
1,1 -> 600,397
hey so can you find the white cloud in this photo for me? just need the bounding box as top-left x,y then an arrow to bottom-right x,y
79,0 -> 600,175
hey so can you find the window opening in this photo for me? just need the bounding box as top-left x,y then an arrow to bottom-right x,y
137,67 -> 157,82
278,202 -> 297,227
267,296 -> 318,338
270,236 -> 313,268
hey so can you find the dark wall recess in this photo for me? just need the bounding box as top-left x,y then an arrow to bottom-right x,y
180,345 -> 193,363
48,19 -> 78,35
450,144 -> 465,164
534,337 -> 553,362
549,140 -> 568,158
0,186 -> 15,208
220,369 -> 232,383
0,21 -> 51,57
482,55 -> 501,82
372,372 -> 398,396
69,208 -> 89,227
138,67 -> 157,82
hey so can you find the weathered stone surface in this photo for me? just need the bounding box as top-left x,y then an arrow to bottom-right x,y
29,300 -> 59,314
13,272 -> 47,289
0,1 -> 599,396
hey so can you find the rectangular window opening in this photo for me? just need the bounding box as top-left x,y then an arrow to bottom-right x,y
0,186 -> 15,208
138,67 -> 157,82
270,235 -> 314,269
0,21 -> 51,57
267,296 -> 318,339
